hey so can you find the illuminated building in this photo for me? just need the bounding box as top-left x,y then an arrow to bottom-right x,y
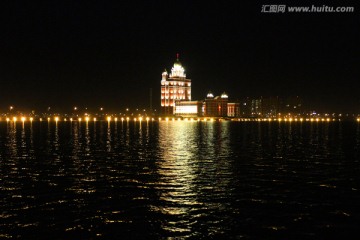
227,103 -> 240,117
174,100 -> 203,117
161,54 -> 191,115
251,99 -> 262,116
204,92 -> 229,117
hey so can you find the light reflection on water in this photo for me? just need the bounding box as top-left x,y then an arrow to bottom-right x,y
0,121 -> 360,239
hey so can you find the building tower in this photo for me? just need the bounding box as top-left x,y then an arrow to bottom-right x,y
160,54 -> 191,115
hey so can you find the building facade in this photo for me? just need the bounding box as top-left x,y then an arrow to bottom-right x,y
227,102 -> 240,117
204,92 -> 229,117
174,100 -> 203,117
161,55 -> 191,115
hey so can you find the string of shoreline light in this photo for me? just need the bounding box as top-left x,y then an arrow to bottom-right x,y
1,116 -> 359,123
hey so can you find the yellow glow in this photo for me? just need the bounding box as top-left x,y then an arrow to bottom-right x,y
327,118 -> 330,122
127,117 -> 130,121
310,118 -> 314,122
134,118 -> 137,121
47,117 -> 50,121
184,118 -> 188,121
64,118 -> 67,122
210,118 -> 214,122
94,118 -> 97,121
6,118 -> 10,122
107,116 -> 111,121
55,117 -> 59,122
278,118 -> 282,121
203,118 -> 207,121
115,117 -> 118,121
78,118 -> 82,122
30,117 -> 33,122
40,118 -> 43,122
139,117 -> 142,121
121,117 -> 124,121
158,117 -> 161,121
21,117 -> 26,122
289,118 -> 293,121
85,117 -> 89,122
165,117 -> 169,121
300,118 -> 303,121
146,117 -> 150,121
70,118 -> 73,121
174,105 -> 198,114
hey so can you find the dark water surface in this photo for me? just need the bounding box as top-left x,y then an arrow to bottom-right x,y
1,121 -> 360,239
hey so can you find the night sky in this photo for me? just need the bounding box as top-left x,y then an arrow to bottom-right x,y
1,0 -> 359,113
